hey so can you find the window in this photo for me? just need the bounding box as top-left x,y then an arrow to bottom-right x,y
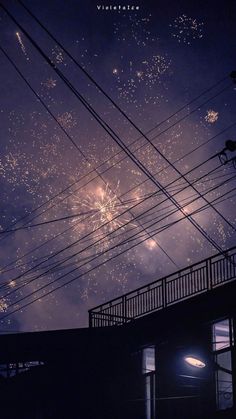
215,351 -> 233,410
212,319 -> 234,351
0,360 -> 44,378
212,318 -> 234,411
142,346 -> 156,419
143,346 -> 155,374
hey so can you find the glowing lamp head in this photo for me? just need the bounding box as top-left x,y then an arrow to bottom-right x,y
184,356 -> 206,369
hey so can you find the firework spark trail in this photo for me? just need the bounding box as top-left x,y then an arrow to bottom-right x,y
15,31 -> 29,60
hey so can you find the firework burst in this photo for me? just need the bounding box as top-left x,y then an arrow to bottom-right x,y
42,78 -> 57,89
82,183 -> 124,230
0,297 -> 8,313
205,109 -> 219,124
71,182 -> 136,252
170,14 -> 204,45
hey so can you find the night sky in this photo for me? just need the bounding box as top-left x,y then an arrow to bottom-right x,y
0,0 -> 235,332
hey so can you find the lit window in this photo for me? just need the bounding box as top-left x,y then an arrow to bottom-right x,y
215,351 -> 233,410
143,346 -> 155,374
142,346 -> 156,419
0,360 -> 44,378
212,319 -> 234,351
212,319 -> 234,411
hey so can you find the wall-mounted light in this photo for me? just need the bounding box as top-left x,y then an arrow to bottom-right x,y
184,356 -> 206,369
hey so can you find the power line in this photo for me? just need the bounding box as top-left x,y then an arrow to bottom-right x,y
0,122 -> 233,288
2,174 -> 235,321
1,161 -> 231,301
1,168 -> 232,291
1,155 -> 221,295
0,116 -> 234,281
0,167 -> 233,236
2,171 -> 235,294
1,148 -> 231,295
44,186 -> 236,273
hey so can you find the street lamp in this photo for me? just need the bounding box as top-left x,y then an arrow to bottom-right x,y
184,356 -> 206,369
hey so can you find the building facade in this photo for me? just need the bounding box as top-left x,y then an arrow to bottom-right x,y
0,246 -> 235,418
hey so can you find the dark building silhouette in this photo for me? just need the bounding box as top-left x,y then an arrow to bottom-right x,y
0,246 -> 236,418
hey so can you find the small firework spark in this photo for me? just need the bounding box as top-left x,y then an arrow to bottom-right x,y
6,152 -> 19,170
57,112 -> 77,129
113,14 -> 157,47
40,143 -> 58,157
52,46 -> 64,64
170,14 -> 204,45
16,31 -> 29,60
0,297 -> 8,312
136,70 -> 143,78
142,54 -> 171,84
205,109 -> 219,124
42,78 -> 57,89
112,68 -> 119,75
9,280 -> 16,288
145,238 -> 158,250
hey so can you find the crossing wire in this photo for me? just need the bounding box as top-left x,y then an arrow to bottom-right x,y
0,167 -> 233,235
0,167 -> 231,238
0,166 -> 233,290
1,171 -> 235,294
1,172 -> 235,321
0,115 -> 234,279
1,160 -> 231,301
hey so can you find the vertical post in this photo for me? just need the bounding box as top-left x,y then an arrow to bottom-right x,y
122,295 -> 127,324
88,310 -> 93,328
207,258 -> 212,290
224,251 -> 229,281
162,279 -> 166,308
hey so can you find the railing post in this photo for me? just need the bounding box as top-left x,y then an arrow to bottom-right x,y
88,310 -> 93,328
162,279 -> 166,308
206,258 -> 212,290
122,295 -> 127,324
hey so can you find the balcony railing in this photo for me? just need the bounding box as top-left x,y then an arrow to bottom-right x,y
89,246 -> 236,327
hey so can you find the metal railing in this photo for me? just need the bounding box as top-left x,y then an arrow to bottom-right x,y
89,246 -> 236,327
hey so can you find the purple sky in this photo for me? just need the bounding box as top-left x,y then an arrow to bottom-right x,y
0,0 -> 235,332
